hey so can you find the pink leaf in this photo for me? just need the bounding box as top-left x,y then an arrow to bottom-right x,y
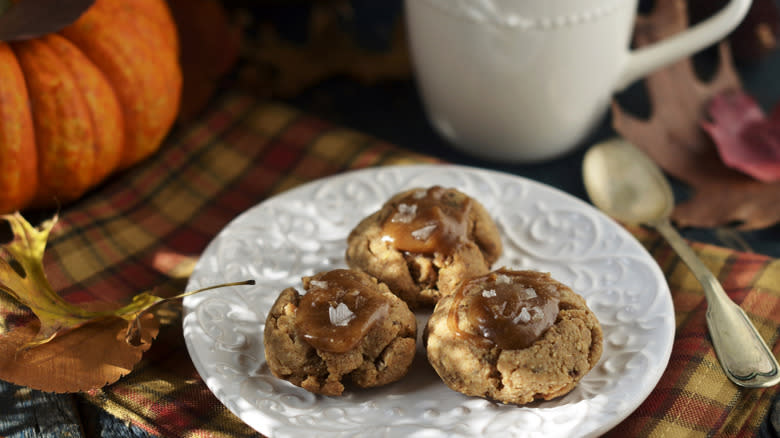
702,91 -> 780,182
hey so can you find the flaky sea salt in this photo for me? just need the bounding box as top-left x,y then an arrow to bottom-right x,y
530,307 -> 543,321
495,274 -> 512,285
310,280 -> 328,289
391,203 -> 418,223
482,289 -> 497,298
523,287 -> 537,299
491,301 -> 508,316
512,307 -> 532,324
411,223 -> 437,241
329,302 -> 355,327
412,189 -> 427,199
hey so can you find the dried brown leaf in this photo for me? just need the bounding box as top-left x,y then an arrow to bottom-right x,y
0,313 -> 159,393
0,213 -> 253,392
612,0 -> 780,229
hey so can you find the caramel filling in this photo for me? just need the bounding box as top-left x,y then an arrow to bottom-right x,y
295,269 -> 389,353
448,269 -> 560,350
380,186 -> 471,255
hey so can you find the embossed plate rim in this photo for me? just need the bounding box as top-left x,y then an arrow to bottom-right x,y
183,164 -> 675,438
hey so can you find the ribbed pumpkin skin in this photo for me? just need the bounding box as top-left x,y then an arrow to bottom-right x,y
0,43 -> 37,213
0,0 -> 181,213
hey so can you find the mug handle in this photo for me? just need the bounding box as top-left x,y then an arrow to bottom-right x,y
614,0 -> 752,91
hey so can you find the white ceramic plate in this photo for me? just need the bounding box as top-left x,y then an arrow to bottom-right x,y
183,164 -> 674,438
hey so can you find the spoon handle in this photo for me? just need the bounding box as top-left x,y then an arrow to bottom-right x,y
653,219 -> 780,388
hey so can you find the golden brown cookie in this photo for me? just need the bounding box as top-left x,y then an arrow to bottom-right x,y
346,186 -> 502,309
263,269 -> 417,396
425,269 -> 602,405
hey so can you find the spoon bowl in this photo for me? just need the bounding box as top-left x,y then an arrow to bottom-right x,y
582,138 -> 779,388
582,137 -> 673,225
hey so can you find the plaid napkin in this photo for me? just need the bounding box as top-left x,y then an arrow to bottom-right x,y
3,90 -> 779,437
606,227 -> 779,438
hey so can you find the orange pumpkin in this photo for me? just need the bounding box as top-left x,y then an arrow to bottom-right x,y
0,0 -> 181,213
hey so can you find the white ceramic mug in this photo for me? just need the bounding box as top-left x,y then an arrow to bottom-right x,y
405,0 -> 752,163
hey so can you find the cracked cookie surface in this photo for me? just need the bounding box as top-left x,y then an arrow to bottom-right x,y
424,269 -> 603,405
263,269 -> 417,396
346,186 -> 502,309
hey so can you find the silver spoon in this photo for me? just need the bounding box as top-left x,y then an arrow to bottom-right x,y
582,137 -> 780,388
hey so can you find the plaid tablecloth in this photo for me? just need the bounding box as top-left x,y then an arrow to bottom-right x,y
2,90 -> 779,437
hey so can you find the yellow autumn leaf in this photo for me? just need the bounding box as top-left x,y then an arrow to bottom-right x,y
0,212 -> 253,349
